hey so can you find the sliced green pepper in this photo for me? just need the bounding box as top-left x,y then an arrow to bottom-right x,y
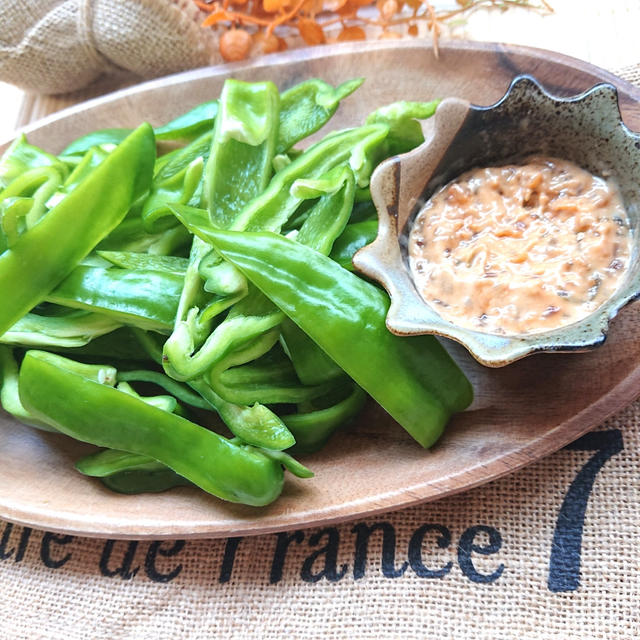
366,99 -> 440,155
0,166 -> 64,229
140,157 -> 204,233
137,329 -> 294,451
59,130 -> 131,157
18,350 -> 285,505
164,285 -> 283,381
204,79 -> 280,229
169,163 -> 355,385
163,79 -> 280,381
277,78 -> 364,153
76,449 -> 192,494
43,146 -> 112,213
153,131 -> 213,182
154,100 -> 219,141
189,376 -> 295,450
97,251 -> 188,274
0,346 -> 57,431
141,130 -> 213,233
329,220 -> 379,271
47,265 -> 183,332
294,164 -> 355,253
0,134 -> 68,187
0,124 -> 156,337
60,101 -> 219,157
1,310 -> 120,348
230,124 -> 389,233
203,230 -> 473,448
283,383 -> 366,454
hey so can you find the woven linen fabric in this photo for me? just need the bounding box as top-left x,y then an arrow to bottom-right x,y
0,65 -> 639,640
0,408 -> 638,639
0,0 -> 219,94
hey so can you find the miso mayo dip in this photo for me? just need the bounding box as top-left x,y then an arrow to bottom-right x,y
408,156 -> 632,335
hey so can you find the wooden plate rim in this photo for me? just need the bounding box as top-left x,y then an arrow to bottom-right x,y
1,39 -> 639,539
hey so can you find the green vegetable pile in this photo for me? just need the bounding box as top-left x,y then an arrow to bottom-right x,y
0,78 -> 473,507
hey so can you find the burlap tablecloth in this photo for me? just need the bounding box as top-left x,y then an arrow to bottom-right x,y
0,61 -> 639,640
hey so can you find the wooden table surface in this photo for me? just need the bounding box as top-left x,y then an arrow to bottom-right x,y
0,0 -> 638,142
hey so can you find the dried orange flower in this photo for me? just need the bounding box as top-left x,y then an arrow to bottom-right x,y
253,30 -> 280,53
335,0 -> 363,18
337,25 -> 366,41
297,17 -> 326,45
219,28 -> 253,61
195,0 -> 553,63
263,0 -> 292,12
323,0 -> 350,11
301,0 -> 324,12
380,0 -> 398,21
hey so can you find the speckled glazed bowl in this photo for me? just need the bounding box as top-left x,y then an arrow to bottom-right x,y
353,75 -> 640,367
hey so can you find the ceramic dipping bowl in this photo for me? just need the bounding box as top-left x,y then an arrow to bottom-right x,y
353,75 -> 640,367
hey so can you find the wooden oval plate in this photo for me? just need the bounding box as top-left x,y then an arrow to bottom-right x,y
2,40 -> 640,539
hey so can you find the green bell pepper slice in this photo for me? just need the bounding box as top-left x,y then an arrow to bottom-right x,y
169,163 -> 356,385
277,78 -> 364,153
1,310 -> 120,348
47,265 -> 183,332
203,79 -> 280,229
230,124 -> 389,233
365,99 -> 440,155
140,130 -> 213,233
76,449 -> 192,494
60,100 -> 219,156
203,229 -> 473,448
163,78 -> 280,381
154,100 -> 219,141
59,130 -> 131,157
0,166 -> 64,230
0,346 -> 58,431
0,134 -> 68,188
18,350 -> 285,506
0,123 -> 156,337
329,220 -> 379,271
97,251 -> 188,273
137,329 -> 295,451
283,383 -> 366,454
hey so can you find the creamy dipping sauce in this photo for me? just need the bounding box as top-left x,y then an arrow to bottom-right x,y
408,157 -> 632,335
